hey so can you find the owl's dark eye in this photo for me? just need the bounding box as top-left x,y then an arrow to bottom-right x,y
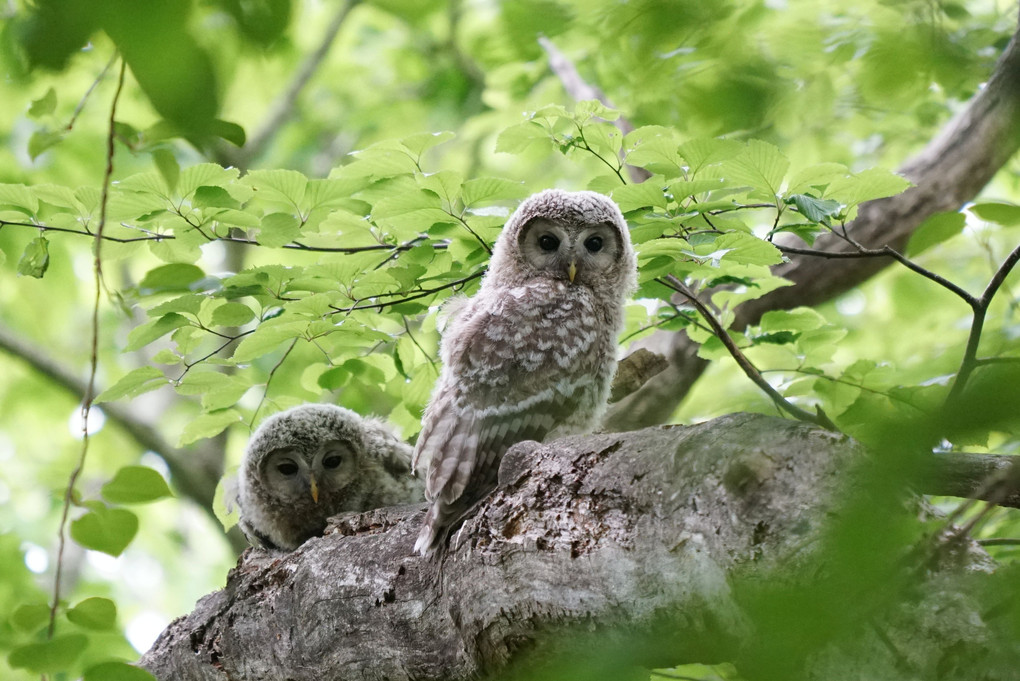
323,454 -> 343,469
538,234 -> 560,252
584,235 -> 604,253
276,461 -> 299,476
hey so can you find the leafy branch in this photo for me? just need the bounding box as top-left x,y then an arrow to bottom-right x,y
657,274 -> 837,430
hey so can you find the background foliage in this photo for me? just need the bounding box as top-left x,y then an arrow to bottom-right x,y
0,0 -> 1018,679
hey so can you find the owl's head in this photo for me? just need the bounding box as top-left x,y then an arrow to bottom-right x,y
489,189 -> 636,295
243,404 -> 366,509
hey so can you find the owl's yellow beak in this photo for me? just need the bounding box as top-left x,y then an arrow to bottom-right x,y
309,474 -> 319,504
567,260 -> 577,283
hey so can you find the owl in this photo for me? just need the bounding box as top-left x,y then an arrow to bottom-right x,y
412,189 -> 636,555
236,404 -> 422,551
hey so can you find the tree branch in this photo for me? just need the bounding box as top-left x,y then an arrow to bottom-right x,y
538,36 -> 651,184
608,23 -> 1020,430
139,413 -> 1012,680
216,0 -> 361,170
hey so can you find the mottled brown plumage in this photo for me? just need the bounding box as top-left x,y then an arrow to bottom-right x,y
237,404 -> 421,551
412,189 -> 636,555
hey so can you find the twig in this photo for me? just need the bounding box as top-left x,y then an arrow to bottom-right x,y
65,53 -> 118,132
774,242 -> 977,306
657,275 -> 837,430
249,338 -> 300,428
538,36 -> 651,183
334,271 -> 484,313
48,58 -> 126,642
3,218 -> 440,254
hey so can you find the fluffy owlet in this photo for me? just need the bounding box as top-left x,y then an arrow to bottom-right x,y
412,189 -> 636,554
237,404 -> 422,551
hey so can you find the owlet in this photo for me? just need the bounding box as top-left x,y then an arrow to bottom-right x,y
237,404 -> 422,551
412,189 -> 636,554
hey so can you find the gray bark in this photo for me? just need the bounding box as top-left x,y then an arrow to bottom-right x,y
140,413 -> 1004,681
606,21 -> 1020,431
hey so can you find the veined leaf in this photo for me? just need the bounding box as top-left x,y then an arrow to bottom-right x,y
70,507 -> 138,556
0,183 -> 40,213
970,201 -> 1020,226
825,167 -> 911,208
401,130 -> 455,157
101,466 -> 173,504
84,661 -> 158,681
67,597 -> 117,630
179,409 -> 242,446
495,121 -> 550,154
462,177 -> 528,207
125,313 -> 192,352
244,169 -> 308,207
723,140 -> 789,198
231,320 -> 308,362
8,634 -> 88,673
139,263 -> 206,293
906,211 -> 966,256
17,236 -> 49,278
94,367 -> 167,403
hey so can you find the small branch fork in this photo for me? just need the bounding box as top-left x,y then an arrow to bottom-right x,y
774,229 -> 1020,410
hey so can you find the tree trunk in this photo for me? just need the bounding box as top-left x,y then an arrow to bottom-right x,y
140,413 -> 1004,681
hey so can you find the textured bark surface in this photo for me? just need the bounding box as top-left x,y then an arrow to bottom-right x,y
606,24 -> 1020,431
140,413 -> 998,681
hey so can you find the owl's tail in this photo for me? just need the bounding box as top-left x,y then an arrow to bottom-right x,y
414,502 -> 445,556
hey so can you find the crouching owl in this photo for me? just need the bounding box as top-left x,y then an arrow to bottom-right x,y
412,189 -> 636,555
237,404 -> 422,551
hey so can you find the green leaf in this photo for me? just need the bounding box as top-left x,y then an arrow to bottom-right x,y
101,466 -> 173,504
461,177 -> 527,207
8,634 -> 88,673
906,211 -> 966,256
231,320 -> 307,362
29,130 -> 64,159
84,661 -> 158,681
179,409 -> 241,446
495,121 -> 549,154
211,302 -> 255,327
826,168 -> 911,208
970,201 -> 1020,227
17,236 -> 50,278
11,602 -> 51,632
151,148 -> 180,193
611,180 -> 669,212
789,194 -> 841,224
786,163 -> 850,194
723,140 -> 789,198
760,308 -> 828,333
66,597 -> 117,630
70,507 -> 138,556
125,313 -> 192,352
418,170 -> 463,205
209,119 -> 246,147
401,130 -> 455,157
95,367 -> 167,403
244,169 -> 308,206
258,212 -> 302,247
28,87 -> 57,117
192,185 -> 241,210
139,264 -> 206,293
0,183 -> 40,213
213,471 -> 240,532
677,138 -> 742,176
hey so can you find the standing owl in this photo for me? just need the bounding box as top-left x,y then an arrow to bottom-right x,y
412,189 -> 636,555
237,404 -> 422,551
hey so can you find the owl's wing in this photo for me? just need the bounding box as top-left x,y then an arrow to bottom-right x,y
413,301 -> 597,554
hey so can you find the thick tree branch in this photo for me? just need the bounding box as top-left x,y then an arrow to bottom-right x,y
140,414 -> 1011,680
608,22 -> 1020,430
